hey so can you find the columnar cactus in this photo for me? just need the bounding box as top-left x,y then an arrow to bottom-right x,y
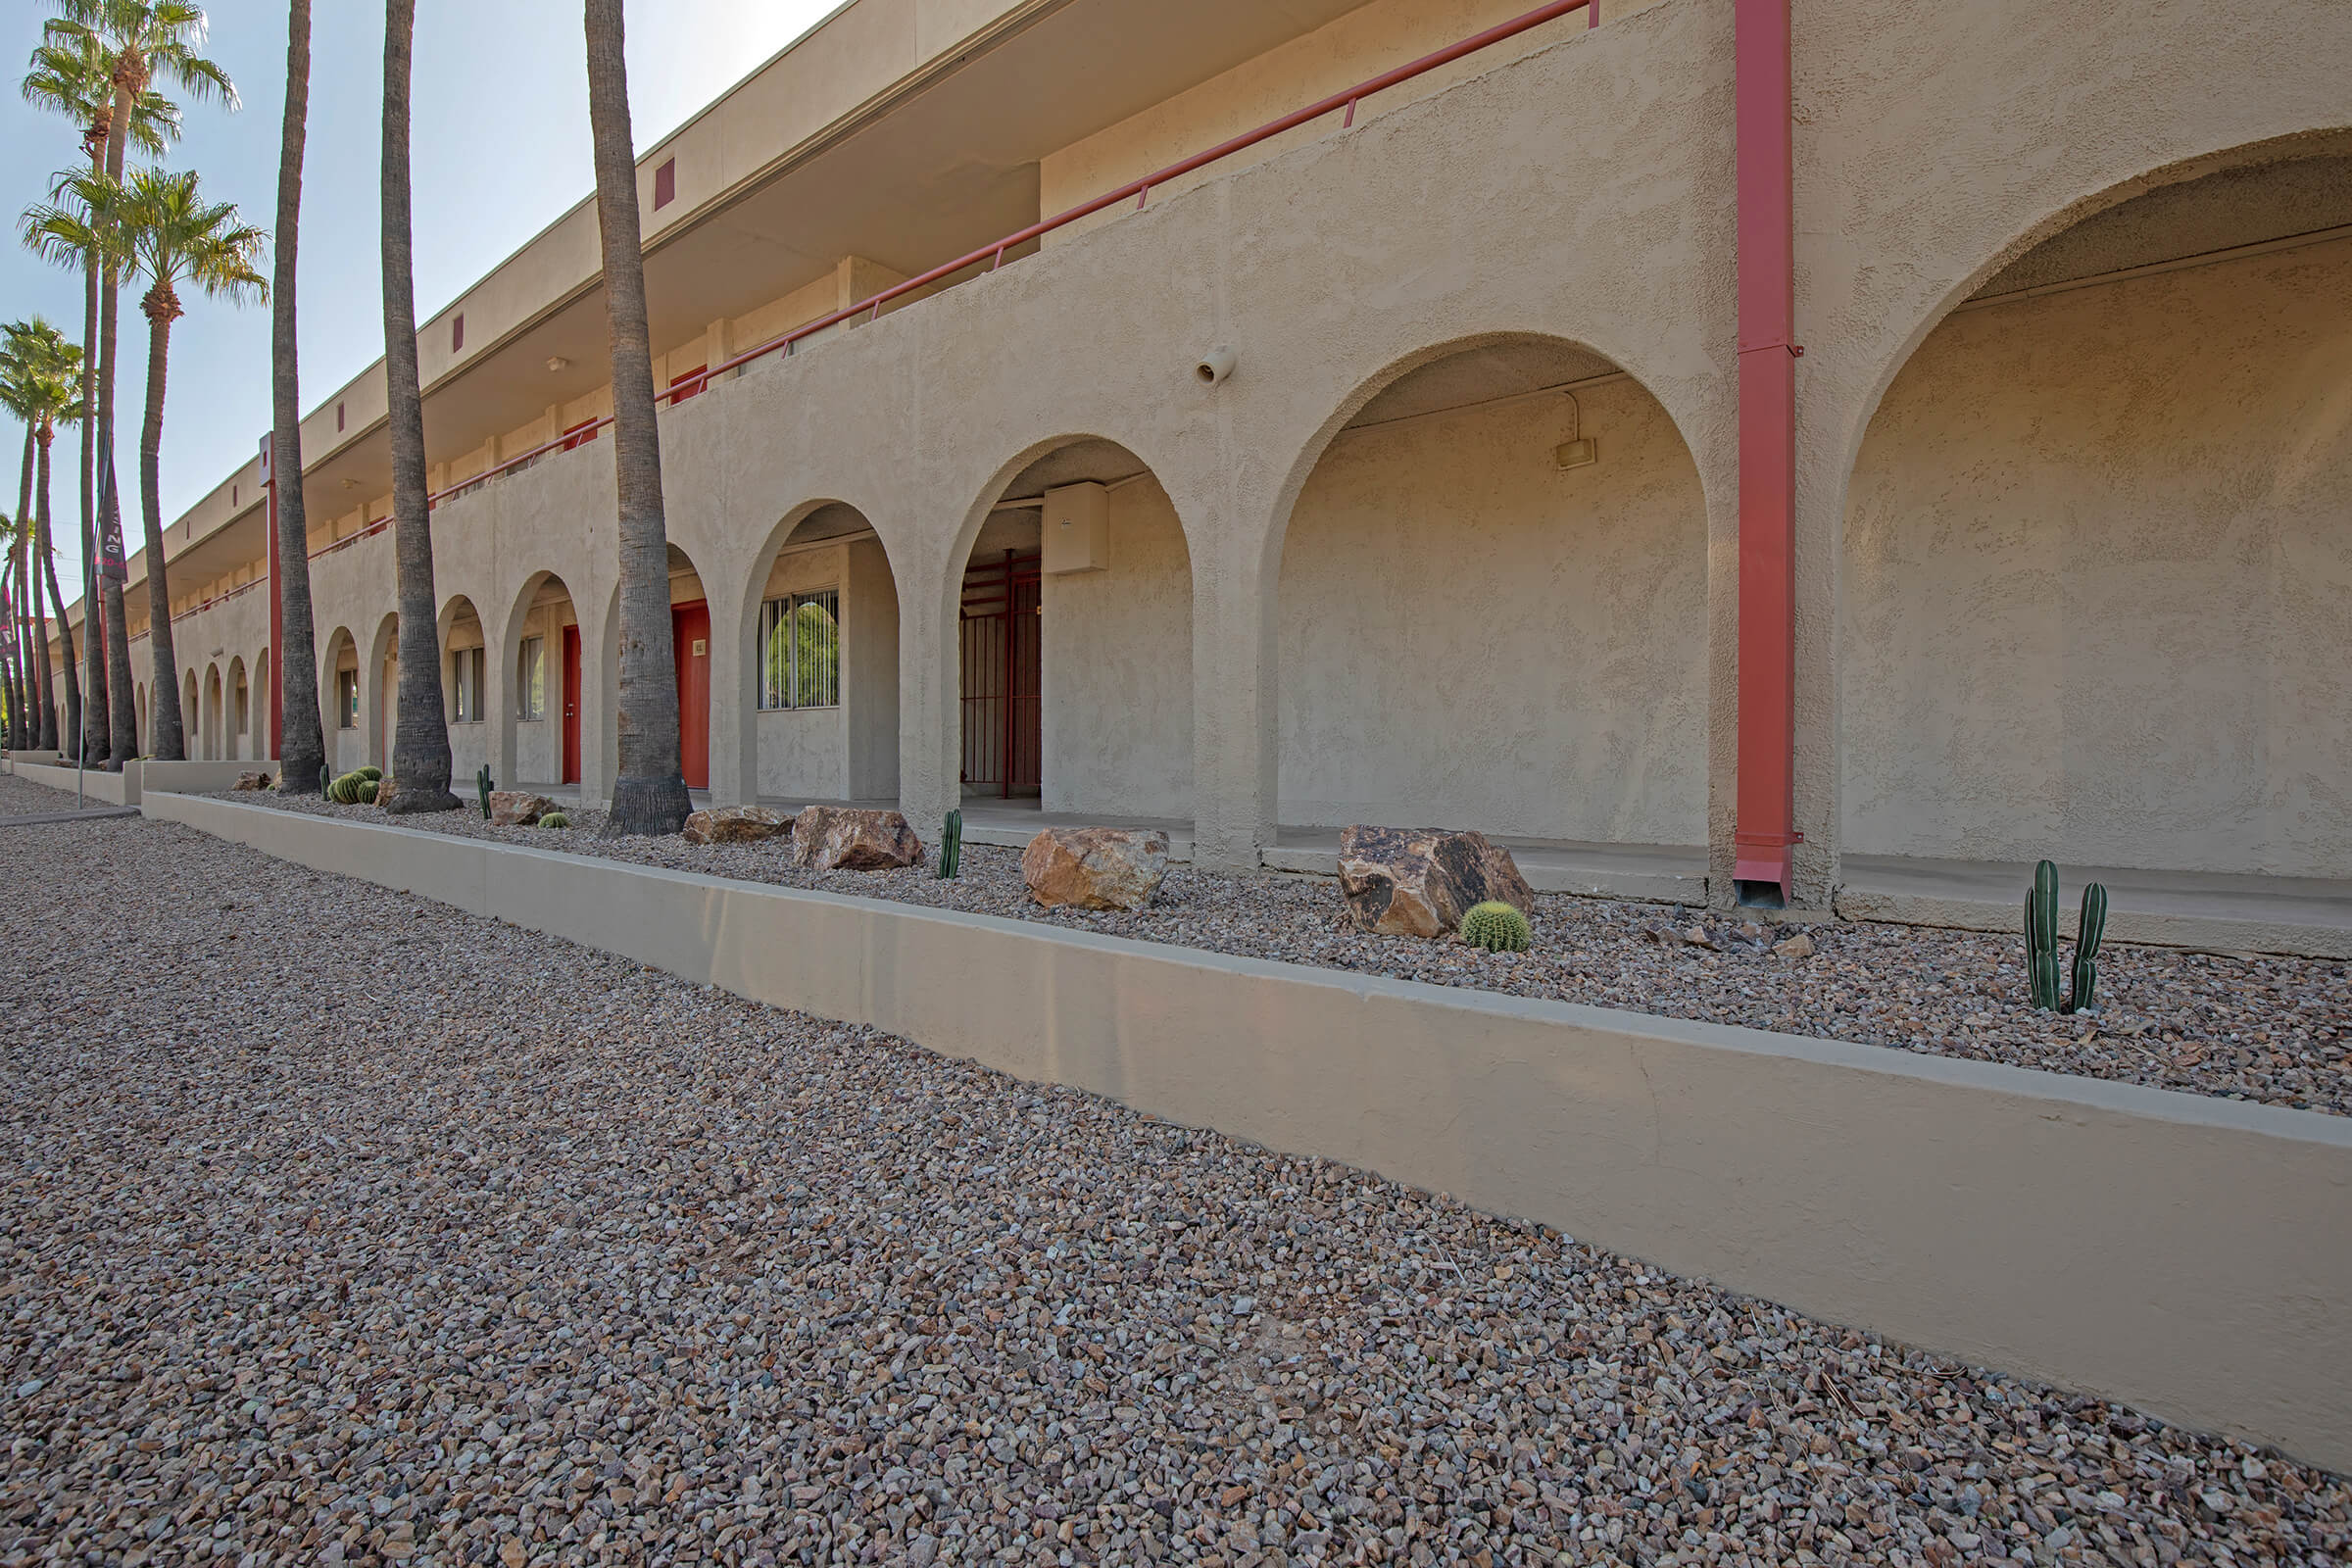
476,765 -> 495,819
937,808 -> 963,880
2025,860 -> 2062,1010
1460,901 -> 1533,953
2025,860 -> 2111,1013
2067,882 -> 2108,1014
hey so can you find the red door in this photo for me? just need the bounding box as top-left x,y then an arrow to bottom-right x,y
671,600 -> 710,790
561,625 -> 582,785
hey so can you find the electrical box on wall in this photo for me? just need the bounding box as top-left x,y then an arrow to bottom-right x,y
1043,481 -> 1110,574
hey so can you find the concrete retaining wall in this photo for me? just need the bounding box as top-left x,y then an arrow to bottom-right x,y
6,759 -> 278,807
145,788 -> 2352,1472
10,760 -> 132,805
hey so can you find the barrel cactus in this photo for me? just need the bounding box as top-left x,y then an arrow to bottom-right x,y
356,779 -> 379,806
540,811 -> 571,829
326,770 -> 366,805
1459,900 -> 1533,953
356,765 -> 383,783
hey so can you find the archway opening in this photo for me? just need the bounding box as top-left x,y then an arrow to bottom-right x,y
1840,147 -> 2352,884
604,544 -> 711,795
738,504 -> 898,807
183,669 -> 201,760
505,573 -> 581,789
958,439 -> 1193,821
252,647 -> 269,760
366,612 -> 400,770
322,627 -> 361,774
438,596 -> 488,784
227,657 -> 249,761
1274,336 -> 1708,863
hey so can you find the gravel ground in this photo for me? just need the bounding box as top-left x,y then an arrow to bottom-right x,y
0,809 -> 2344,1568
230,791 -> 2352,1119
0,771 -> 115,816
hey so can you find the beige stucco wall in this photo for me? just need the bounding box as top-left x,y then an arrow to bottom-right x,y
1040,477 -> 1195,819
1278,376 -> 1708,841
1842,239 -> 2352,876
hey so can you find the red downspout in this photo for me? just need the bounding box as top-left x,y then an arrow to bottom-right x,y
1734,0 -> 1799,904
262,432 -> 282,760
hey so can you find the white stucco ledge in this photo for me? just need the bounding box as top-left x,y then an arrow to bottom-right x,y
143,788 -> 2352,1474
7,758 -> 279,808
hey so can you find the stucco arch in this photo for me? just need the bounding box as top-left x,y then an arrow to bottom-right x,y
365,612 -> 400,770
496,570 -> 583,789
199,664 -> 221,760
726,499 -> 903,806
1832,129 -> 2352,498
1836,135 -> 2352,880
933,433 -> 1199,821
598,543 -> 710,800
1260,332 -> 1709,846
224,657 -> 247,760
1255,328 -> 1711,585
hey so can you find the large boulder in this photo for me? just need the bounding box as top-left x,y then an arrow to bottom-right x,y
790,806 -> 923,871
1337,825 -> 1536,939
681,804 -> 793,846
1022,827 -> 1169,911
488,790 -> 559,827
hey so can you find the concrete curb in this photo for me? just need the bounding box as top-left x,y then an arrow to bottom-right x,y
144,788 -> 2352,1472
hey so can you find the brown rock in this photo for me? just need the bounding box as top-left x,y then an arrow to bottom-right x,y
1021,827 -> 1170,910
1774,931 -> 1816,959
488,790 -> 558,827
1338,825 -> 1535,939
790,806 -> 923,871
681,804 -> 793,846
231,770 -> 270,791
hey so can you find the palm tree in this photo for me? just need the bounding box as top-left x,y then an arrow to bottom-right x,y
1,380 -> 50,752
37,0 -> 232,766
23,29 -> 179,762
586,0 -> 689,836
270,0 -> 324,792
27,167 -> 264,761
0,514 -> 24,749
377,0 -> 454,812
0,319 -> 85,752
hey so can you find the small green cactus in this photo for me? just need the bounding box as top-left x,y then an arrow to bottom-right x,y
356,765 -> 383,783
2025,860 -> 2111,1012
355,779 -> 379,806
476,764 -> 495,819
539,810 -> 570,829
1459,901 -> 1533,954
326,770 -> 362,804
2066,881 -> 2108,1014
937,808 -> 962,879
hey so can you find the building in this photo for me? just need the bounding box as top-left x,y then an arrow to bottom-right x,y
45,0 -> 2352,933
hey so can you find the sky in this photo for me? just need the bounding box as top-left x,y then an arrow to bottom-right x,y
0,0 -> 845,598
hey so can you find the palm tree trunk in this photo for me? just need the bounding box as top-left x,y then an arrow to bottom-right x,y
98,80 -> 137,768
271,0 -> 325,793
378,0 -> 454,812
586,0 -> 689,837
137,299 -> 183,760
37,431 -> 80,754
13,428 -> 44,753
78,144 -> 109,764
1,541 -> 22,751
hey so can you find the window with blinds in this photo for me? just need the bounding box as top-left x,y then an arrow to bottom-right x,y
760,589 -> 841,710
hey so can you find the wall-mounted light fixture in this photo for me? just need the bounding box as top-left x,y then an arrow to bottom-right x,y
546,356 -> 570,373
1554,392 -> 1597,469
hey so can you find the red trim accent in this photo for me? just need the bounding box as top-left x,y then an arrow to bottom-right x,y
1735,0 -> 1796,897
667,366 -> 709,404
654,157 -> 676,211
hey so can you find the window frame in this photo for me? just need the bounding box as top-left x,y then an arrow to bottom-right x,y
517,635 -> 546,721
759,588 -> 843,711
450,646 -> 486,723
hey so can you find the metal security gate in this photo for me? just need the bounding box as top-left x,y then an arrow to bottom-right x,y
958,550 -> 1041,798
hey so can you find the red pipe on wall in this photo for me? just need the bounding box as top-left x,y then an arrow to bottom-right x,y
1733,0 -> 1799,904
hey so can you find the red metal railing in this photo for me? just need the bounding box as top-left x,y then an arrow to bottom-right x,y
416,0 -> 1597,514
